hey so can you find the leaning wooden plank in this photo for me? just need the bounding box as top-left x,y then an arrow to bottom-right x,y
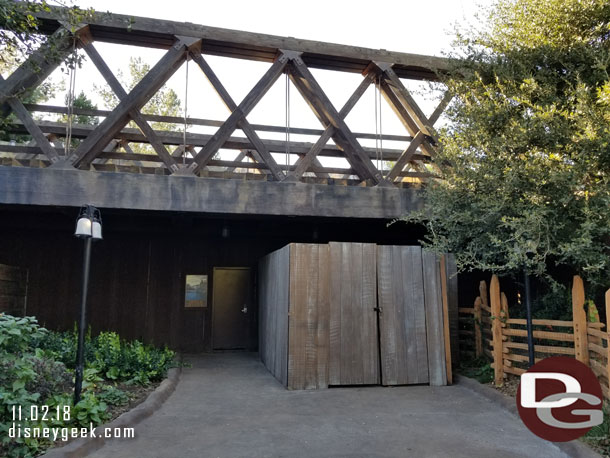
587,328 -> 608,340
572,275 -> 589,365
590,359 -> 606,379
439,254 -> 453,384
422,251 -> 447,386
589,342 -> 607,358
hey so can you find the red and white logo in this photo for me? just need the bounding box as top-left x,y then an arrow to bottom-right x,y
516,356 -> 603,442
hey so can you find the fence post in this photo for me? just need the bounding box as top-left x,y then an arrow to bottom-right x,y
474,296 -> 482,358
606,289 -> 610,389
572,275 -> 589,366
490,275 -> 503,385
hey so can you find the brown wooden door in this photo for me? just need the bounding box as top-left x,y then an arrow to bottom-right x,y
212,267 -> 251,350
377,246 -> 429,385
328,242 -> 380,385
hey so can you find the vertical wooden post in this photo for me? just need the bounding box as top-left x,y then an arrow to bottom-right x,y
479,280 -> 489,311
572,275 -> 589,366
490,275 -> 503,386
605,289 -> 610,392
500,292 -> 510,323
474,296 -> 483,358
439,255 -> 453,385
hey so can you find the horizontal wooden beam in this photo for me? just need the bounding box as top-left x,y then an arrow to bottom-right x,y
0,166 -> 422,219
5,120 -> 431,163
32,8 -> 448,81
23,104 -> 414,142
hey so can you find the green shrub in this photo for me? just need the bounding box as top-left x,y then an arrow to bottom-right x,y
0,314 -> 175,457
98,386 -> 129,406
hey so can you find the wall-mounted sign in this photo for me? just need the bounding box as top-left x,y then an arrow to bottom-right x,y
185,274 -> 208,308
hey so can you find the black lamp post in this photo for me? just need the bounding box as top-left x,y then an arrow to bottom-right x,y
73,204 -> 102,405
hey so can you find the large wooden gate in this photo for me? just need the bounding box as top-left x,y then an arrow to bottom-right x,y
258,243 -> 455,390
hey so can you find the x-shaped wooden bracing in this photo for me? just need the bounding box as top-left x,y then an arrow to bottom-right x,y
1,28 -> 450,185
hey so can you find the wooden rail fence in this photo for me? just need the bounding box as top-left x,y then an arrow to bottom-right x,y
459,275 -> 610,398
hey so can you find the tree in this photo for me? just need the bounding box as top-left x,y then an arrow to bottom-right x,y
96,56 -> 182,154
406,0 -> 610,291
1,1 -> 95,140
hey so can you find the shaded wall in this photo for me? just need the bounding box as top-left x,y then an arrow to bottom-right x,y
0,205 -> 426,352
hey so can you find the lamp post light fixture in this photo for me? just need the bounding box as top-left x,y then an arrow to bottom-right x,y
73,204 -> 102,405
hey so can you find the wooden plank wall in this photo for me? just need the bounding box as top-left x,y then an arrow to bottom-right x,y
444,255 -> 459,367
0,264 -> 28,316
287,244 -> 330,389
329,242 -> 380,385
422,251 -> 448,386
258,245 -> 290,386
377,246 -> 429,385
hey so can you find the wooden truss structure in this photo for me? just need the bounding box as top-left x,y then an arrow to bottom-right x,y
0,9 -> 451,188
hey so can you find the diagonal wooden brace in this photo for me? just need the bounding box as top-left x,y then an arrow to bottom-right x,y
0,26 -> 86,110
187,56 -> 289,174
0,75 -> 64,165
68,37 -> 192,168
190,52 -> 285,180
286,55 -> 387,185
81,39 -> 181,173
288,71 -> 376,181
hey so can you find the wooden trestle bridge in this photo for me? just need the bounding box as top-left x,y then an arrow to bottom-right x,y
0,8 -> 451,219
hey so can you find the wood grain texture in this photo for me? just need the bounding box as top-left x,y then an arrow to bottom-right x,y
329,242 -> 379,385
377,246 -> 429,385
572,275 -> 589,365
288,244 -> 330,389
422,251 -> 447,386
445,254 -> 459,367
0,264 -> 28,316
258,245 -> 290,386
490,275 -> 503,385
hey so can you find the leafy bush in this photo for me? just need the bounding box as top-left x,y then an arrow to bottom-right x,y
40,330 -> 175,385
98,386 -> 129,406
0,314 -> 176,457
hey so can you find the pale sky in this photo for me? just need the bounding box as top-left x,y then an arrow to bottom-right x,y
40,0 -> 486,168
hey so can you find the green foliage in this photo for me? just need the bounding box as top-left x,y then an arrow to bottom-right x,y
95,56 -> 182,154
97,386 -> 129,407
0,315 -> 47,353
0,315 -> 175,457
458,357 -> 494,384
60,90 -> 99,125
406,0 -> 610,295
72,393 -> 109,425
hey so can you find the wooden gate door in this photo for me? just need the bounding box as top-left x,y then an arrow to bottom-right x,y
212,267 -> 252,350
328,242 -> 380,385
377,246 -> 447,386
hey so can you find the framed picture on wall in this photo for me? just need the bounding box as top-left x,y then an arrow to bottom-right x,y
185,274 -> 208,308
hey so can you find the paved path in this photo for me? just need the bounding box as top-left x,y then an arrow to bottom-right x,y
90,353 -> 569,458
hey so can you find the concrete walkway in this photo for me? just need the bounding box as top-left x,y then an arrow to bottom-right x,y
90,353 -> 569,458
